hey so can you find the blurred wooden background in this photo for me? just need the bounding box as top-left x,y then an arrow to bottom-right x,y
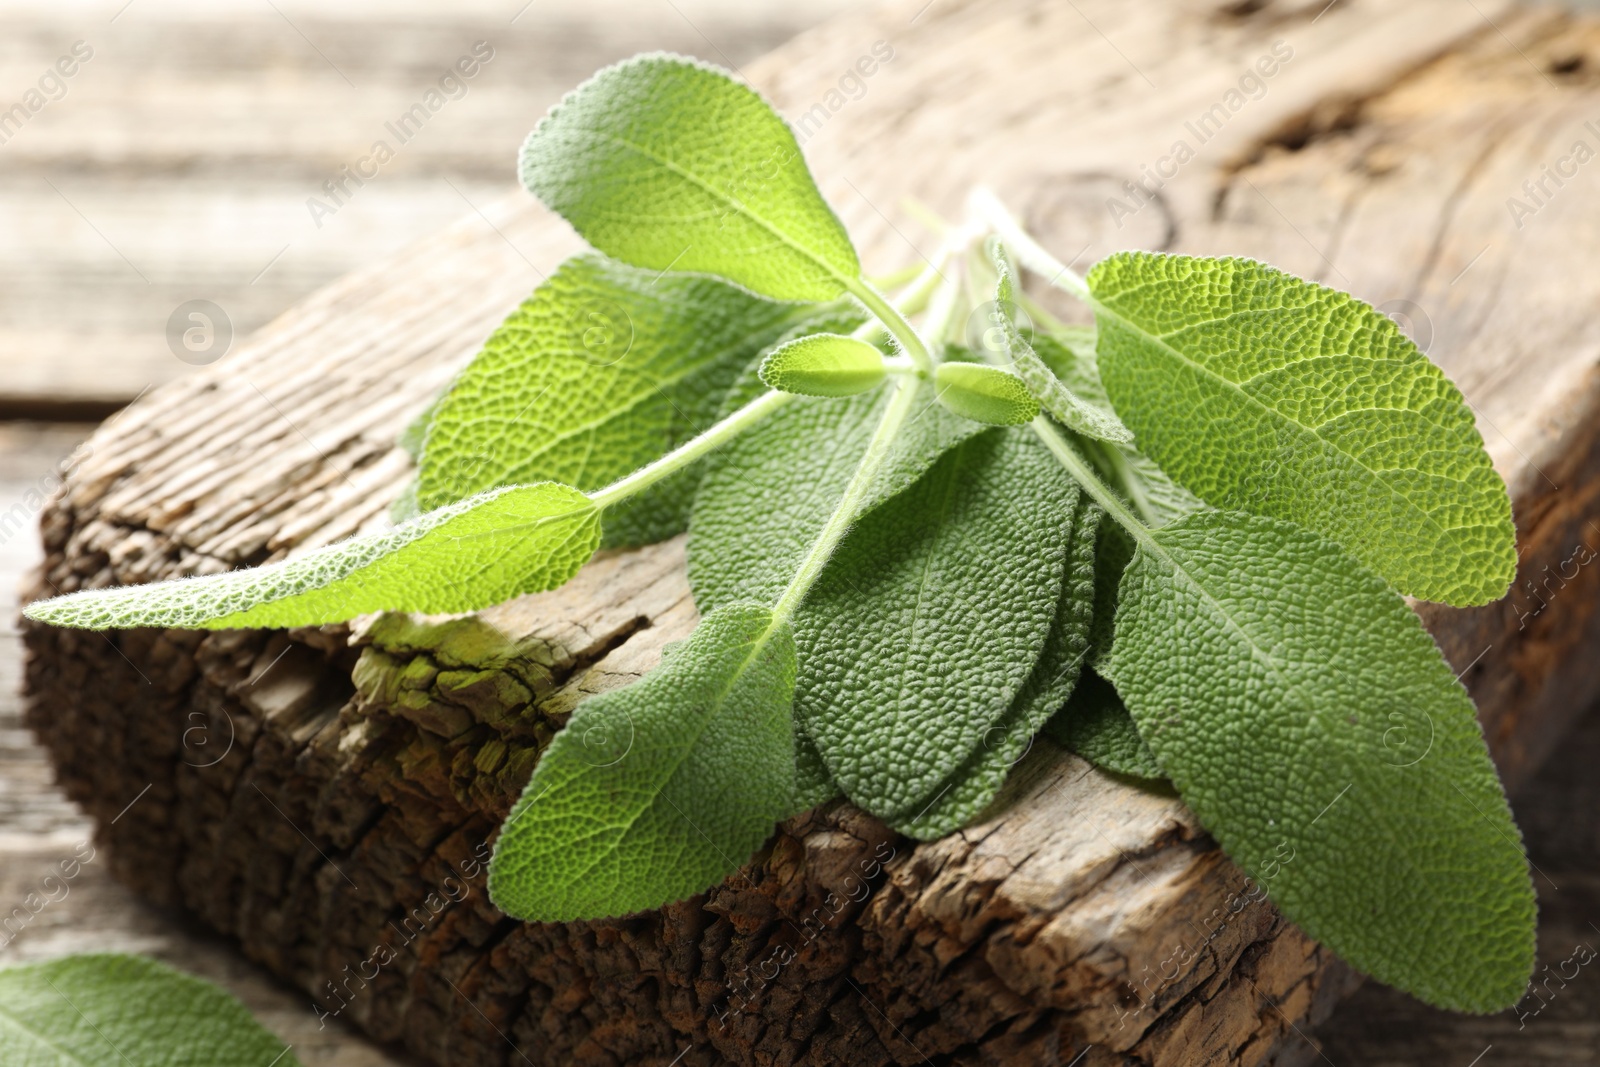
1,1 -> 1598,1064
0,0 -> 853,417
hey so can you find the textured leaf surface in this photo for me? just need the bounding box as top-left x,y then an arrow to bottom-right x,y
488,604 -> 795,921
26,484 -> 599,629
933,362 -> 1038,426
1045,667 -> 1165,781
1100,509 -> 1534,1011
416,254 -> 818,547
1084,518 -> 1135,665
388,477 -> 422,524
991,243 -> 1132,443
520,54 -> 859,302
689,379 -> 985,610
1088,252 -> 1515,604
892,493 -> 1100,838
796,429 -> 1080,819
791,729 -> 838,813
398,391 -> 444,460
0,954 -> 298,1067
1035,330 -> 1202,527
760,332 -> 885,397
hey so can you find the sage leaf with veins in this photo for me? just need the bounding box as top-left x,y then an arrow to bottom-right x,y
1034,329 -> 1203,528
933,361 -> 1039,426
25,484 -> 600,630
760,332 -> 887,398
520,53 -> 860,302
892,492 -> 1100,839
991,242 -> 1133,443
0,954 -> 299,1067
1100,508 -> 1534,1012
796,428 -> 1079,820
689,374 -> 985,611
1044,501 -> 1167,781
488,603 -> 796,923
1045,667 -> 1165,781
1088,252 -> 1516,605
416,254 -> 829,547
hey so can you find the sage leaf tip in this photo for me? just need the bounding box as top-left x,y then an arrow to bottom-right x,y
488,603 -> 796,923
22,484 -> 601,631
934,361 -> 1038,425
518,48 -> 860,303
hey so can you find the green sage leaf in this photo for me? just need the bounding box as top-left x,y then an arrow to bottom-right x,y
520,54 -> 860,302
760,332 -> 886,397
933,362 -> 1038,426
991,242 -> 1132,443
891,492 -> 1100,838
488,603 -> 796,921
796,428 -> 1081,820
416,254 -> 824,547
25,484 -> 599,630
689,378 -> 985,610
1044,667 -> 1165,781
0,954 -> 298,1067
1100,508 -> 1534,1011
1088,252 -> 1516,605
1034,329 -> 1203,527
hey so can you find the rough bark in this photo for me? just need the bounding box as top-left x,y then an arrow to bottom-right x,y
24,1 -> 1600,1064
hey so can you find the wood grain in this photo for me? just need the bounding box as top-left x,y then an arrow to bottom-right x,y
19,0 -> 1600,1064
0,422 -> 410,1065
0,0 -> 853,414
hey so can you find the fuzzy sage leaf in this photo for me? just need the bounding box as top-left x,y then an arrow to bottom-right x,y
25,484 -> 600,629
488,603 -> 796,922
795,428 -> 1080,820
891,492 -> 1100,838
990,242 -> 1132,443
0,954 -> 298,1067
1045,667 -> 1165,781
689,374 -> 985,611
1100,508 -> 1534,1011
933,362 -> 1038,426
760,332 -> 887,397
1089,252 -> 1516,605
416,254 -> 826,547
1033,328 -> 1202,527
521,54 -> 860,302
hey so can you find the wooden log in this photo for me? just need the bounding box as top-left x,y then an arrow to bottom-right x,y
22,1 -> 1600,1063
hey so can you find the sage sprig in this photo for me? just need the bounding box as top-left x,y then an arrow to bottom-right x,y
27,52 -> 1532,1014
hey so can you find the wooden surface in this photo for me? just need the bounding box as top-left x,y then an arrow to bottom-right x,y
0,0 -> 851,416
0,423 -> 409,1066
11,0 -> 1600,1064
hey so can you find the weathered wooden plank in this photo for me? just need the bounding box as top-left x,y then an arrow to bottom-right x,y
0,422 -> 408,1064
0,0 -> 852,412
21,1 -> 1600,1065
